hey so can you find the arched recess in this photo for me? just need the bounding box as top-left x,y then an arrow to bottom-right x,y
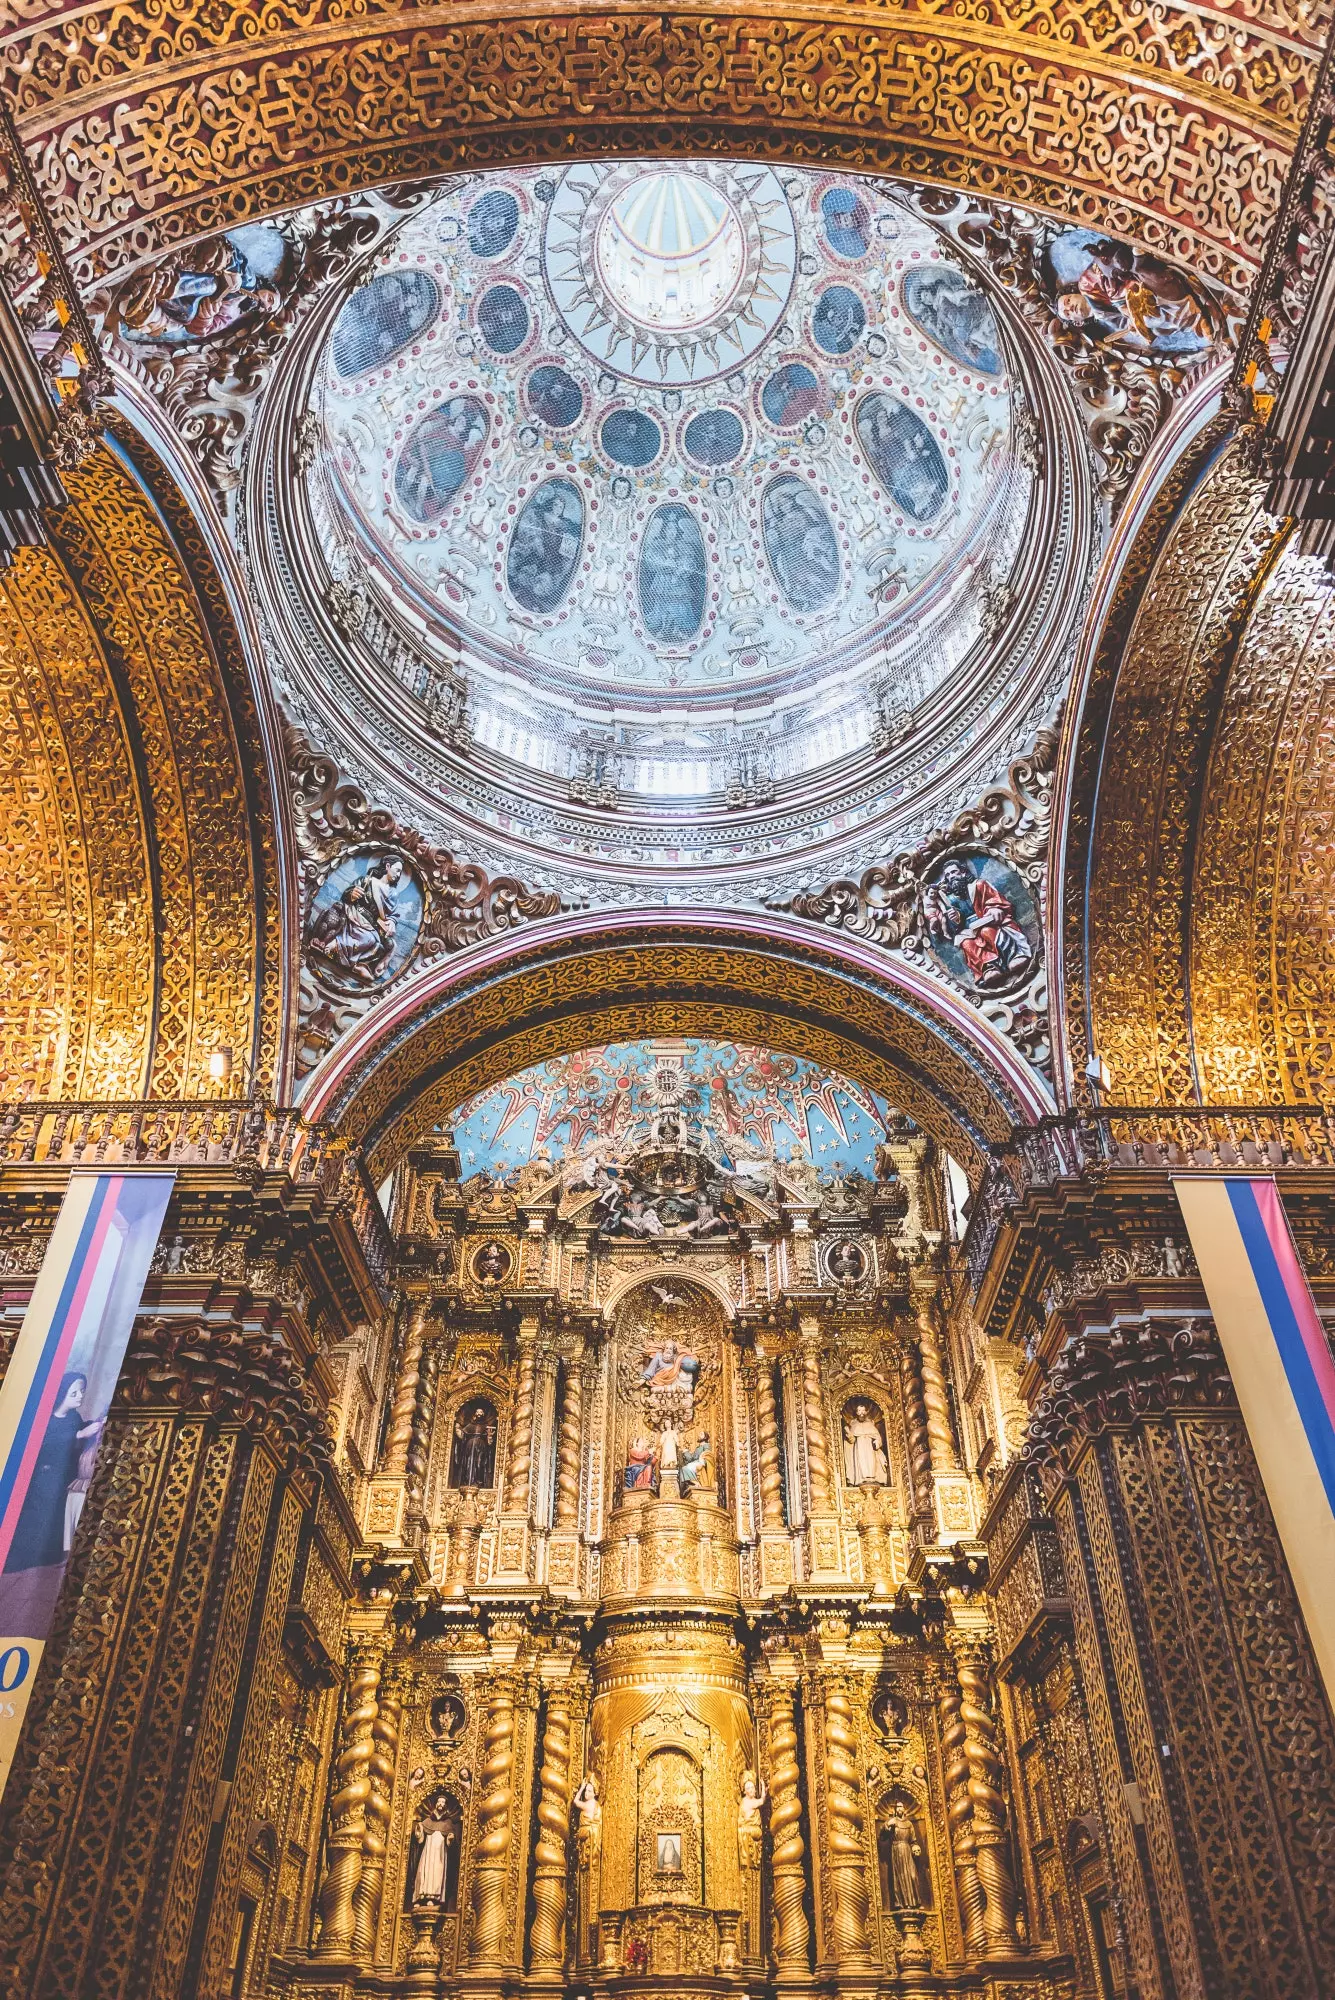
301,910 -> 1050,1186
2,0 -> 1321,291
1055,428 -> 1335,1107
0,433 -> 284,1098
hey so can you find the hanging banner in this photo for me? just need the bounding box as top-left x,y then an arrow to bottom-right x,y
0,1170 -> 174,1800
1172,1174 -> 1335,1710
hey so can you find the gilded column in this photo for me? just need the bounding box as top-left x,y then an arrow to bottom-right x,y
822,1679 -> 874,1968
915,1300 -> 960,1474
383,1299 -> 431,1475
316,1648 -> 381,1958
352,1670 -> 402,1955
405,1339 -> 439,1518
753,1355 -> 786,1529
764,1681 -> 811,1970
448,1496 -> 483,1596
956,1641 -> 1022,1955
899,1345 -> 934,1519
469,1677 -> 517,1967
937,1670 -> 986,1956
800,1331 -> 833,1514
505,1327 -> 539,1516
529,1683 -> 575,1967
553,1351 -> 584,1530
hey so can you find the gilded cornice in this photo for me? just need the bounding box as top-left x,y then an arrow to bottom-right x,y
0,0 -> 1320,294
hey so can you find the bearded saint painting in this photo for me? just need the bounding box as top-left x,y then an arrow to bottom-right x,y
922,856 -> 1038,993
307,853 -> 423,990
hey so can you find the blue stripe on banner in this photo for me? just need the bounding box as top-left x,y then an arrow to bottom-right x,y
0,1179 -> 111,1529
1226,1179 -> 1335,1517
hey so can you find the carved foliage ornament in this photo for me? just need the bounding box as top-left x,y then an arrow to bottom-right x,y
772,719 -> 1058,1072
289,723 -> 562,1076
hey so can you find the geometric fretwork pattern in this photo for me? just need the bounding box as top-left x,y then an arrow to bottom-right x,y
0,445 -> 269,1098
1,0 -> 1324,293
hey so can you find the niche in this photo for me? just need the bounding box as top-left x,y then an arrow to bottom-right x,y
841,1396 -> 891,1486
877,1793 -> 932,1911
449,1398 -> 497,1488
405,1791 -> 463,1912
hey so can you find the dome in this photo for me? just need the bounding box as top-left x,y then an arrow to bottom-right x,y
260,159 -> 1091,872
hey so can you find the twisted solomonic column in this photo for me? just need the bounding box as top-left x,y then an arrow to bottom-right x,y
957,1642 -> 1022,1955
505,1333 -> 539,1516
553,1353 -> 584,1530
405,1340 -> 439,1517
801,1337 -> 834,1513
315,1648 -> 381,1957
529,1684 -> 575,1967
937,1672 -> 986,1956
763,1682 -> 811,1969
351,1672 -> 402,1954
469,1678 -> 517,1966
383,1299 -> 431,1475
821,1680 -> 874,1968
753,1358 -> 786,1529
899,1346 -> 934,1518
915,1301 -> 960,1474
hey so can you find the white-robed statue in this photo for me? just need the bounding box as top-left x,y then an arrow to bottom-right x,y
410,1794 -> 457,1906
843,1402 -> 890,1486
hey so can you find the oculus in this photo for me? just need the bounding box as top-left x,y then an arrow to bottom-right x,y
856,394 -> 950,522
601,408 -> 664,468
507,478 -> 585,614
595,171 -> 746,331
305,849 -> 424,992
526,364 -> 584,429
812,285 -> 866,356
332,269 -> 439,378
639,504 -> 709,643
683,408 -> 745,466
902,265 -> 1003,376
467,189 -> 520,260
761,362 -> 821,428
820,186 -> 872,260
477,283 -> 530,354
762,476 -> 840,614
394,396 -> 489,523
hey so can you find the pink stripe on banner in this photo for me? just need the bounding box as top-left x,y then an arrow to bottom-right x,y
1253,1180 -> 1335,1434
0,1175 -> 121,1573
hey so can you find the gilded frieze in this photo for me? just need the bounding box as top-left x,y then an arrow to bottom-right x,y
0,2 -> 1317,299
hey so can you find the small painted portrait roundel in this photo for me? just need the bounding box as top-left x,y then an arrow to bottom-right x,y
472,1239 -> 514,1287
305,848 -> 425,995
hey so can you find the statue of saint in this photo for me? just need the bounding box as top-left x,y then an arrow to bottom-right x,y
658,1423 -> 680,1472
308,856 -> 409,986
737,1771 -> 767,1869
843,1402 -> 890,1486
887,1813 -> 923,1909
410,1795 -> 457,1906
625,1433 -> 658,1492
573,1775 -> 602,1857
678,1432 -> 715,1493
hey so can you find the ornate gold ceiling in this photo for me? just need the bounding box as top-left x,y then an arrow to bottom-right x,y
1061,430 -> 1335,1109
0,437 -> 282,1099
2,0 -> 1321,293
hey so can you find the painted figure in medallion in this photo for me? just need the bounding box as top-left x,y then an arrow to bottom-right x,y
921,855 -> 1037,992
307,852 -> 422,989
116,225 -> 291,348
1043,229 -> 1224,358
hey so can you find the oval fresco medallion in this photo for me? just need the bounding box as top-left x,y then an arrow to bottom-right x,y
332,270 -> 440,379
855,394 -> 949,523
639,504 -> 708,644
902,265 -> 1003,375
507,478 -> 585,614
394,397 -> 490,523
762,476 -> 840,614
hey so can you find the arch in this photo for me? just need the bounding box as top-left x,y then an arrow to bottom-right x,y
600,1267 -> 738,1324
300,909 -> 1052,1185
0,432 -> 283,1098
6,4 -> 1318,293
1055,422 -> 1335,1108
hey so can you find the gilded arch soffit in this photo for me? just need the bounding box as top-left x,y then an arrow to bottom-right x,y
0,0 -> 1323,293
0,440 -> 283,1100
1063,435 -> 1299,1106
303,918 -> 1045,1185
